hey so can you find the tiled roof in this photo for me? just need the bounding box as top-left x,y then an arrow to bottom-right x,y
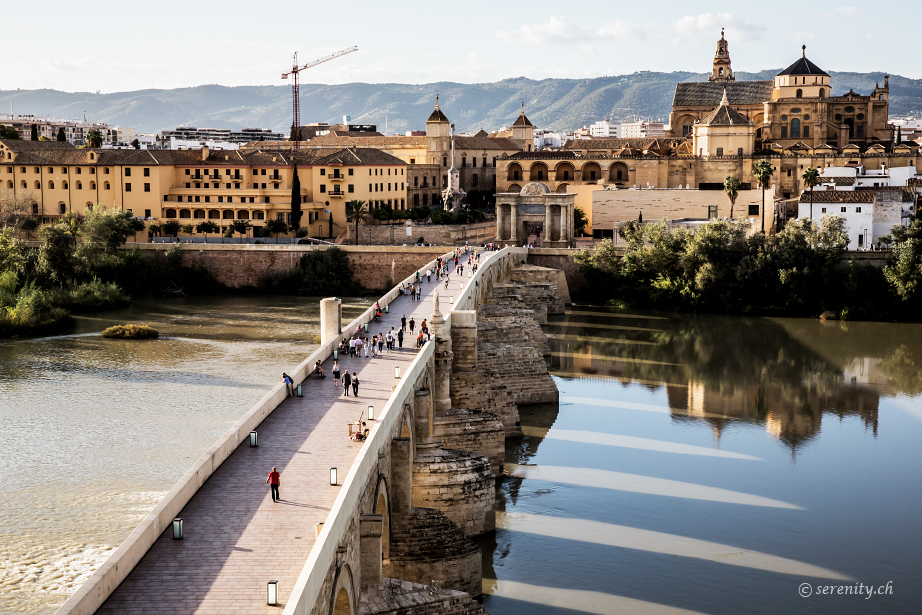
701,103 -> 751,126
0,139 -> 76,152
778,52 -> 829,77
563,138 -> 675,152
802,190 -> 874,203
824,177 -> 857,186
508,151 -> 577,160
855,186 -> 916,202
672,81 -> 772,107
473,129 -> 489,137
454,136 -> 521,151
305,134 -> 425,148
512,112 -> 533,127
427,104 -> 449,122
331,130 -> 384,137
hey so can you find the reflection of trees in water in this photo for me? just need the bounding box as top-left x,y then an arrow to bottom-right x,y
547,311 -> 916,451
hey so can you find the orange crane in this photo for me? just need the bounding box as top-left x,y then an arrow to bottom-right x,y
282,46 -> 358,149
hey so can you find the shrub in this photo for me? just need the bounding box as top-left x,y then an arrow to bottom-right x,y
101,324 -> 159,339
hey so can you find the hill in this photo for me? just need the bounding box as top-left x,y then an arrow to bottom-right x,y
4,71 -> 922,136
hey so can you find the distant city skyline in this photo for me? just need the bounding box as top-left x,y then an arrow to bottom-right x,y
5,1 -> 917,93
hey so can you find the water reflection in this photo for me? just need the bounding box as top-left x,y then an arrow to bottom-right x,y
546,310 -> 922,450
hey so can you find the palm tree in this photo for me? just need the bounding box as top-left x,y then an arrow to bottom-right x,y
85,129 -> 103,148
801,167 -> 820,221
723,175 -> 742,219
345,200 -> 369,244
751,159 -> 774,234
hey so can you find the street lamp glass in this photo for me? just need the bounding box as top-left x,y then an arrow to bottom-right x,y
267,580 -> 278,606
172,518 -> 183,540
249,431 -> 258,447
368,405 -> 375,420
330,467 -> 337,485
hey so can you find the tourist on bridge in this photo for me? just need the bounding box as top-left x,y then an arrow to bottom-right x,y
426,269 -> 432,283
313,361 -> 325,379
352,374 -> 360,396
416,285 -> 421,300
332,361 -> 341,387
409,317 -> 415,333
281,373 -> 293,397
343,370 -> 352,396
371,336 -> 378,357
378,336 -> 384,354
355,337 -> 363,357
401,315 -> 407,331
397,328 -> 404,348
266,467 -> 281,503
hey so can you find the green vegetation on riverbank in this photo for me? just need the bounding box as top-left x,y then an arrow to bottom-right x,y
101,324 -> 160,339
572,213 -> 922,321
257,247 -> 360,296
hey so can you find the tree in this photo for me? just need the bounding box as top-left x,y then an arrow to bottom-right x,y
290,164 -> 303,232
30,124 -> 38,141
801,167 -> 820,221
345,200 -> 369,244
131,138 -> 140,150
723,175 -> 741,219
884,208 -> 922,301
147,222 -> 161,237
0,189 -> 33,234
80,204 -> 145,254
162,220 -> 181,238
752,160 -> 774,234
573,206 -> 588,236
38,223 -> 77,287
195,220 -> 219,242
85,130 -> 103,149
56,127 -> 66,142
0,125 -> 21,140
231,219 -> 251,240
180,223 -> 194,235
0,227 -> 27,275
263,218 -> 289,242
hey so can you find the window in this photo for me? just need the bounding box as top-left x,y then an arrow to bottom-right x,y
49,181 -> 55,189
225,183 -> 230,189
234,183 -> 240,189
143,168 -> 150,177
252,169 -> 258,176
410,158 -> 416,164
845,106 -> 855,113
125,183 -> 132,192
822,207 -> 827,213
104,182 -> 110,190
185,169 -> 190,175
320,169 -> 325,175
857,126 -> 864,137
249,197 -> 255,203
472,174 -> 478,186
261,169 -> 266,175
59,203 -> 66,214
32,203 -> 38,214
856,207 -> 862,213
388,183 -> 391,191
841,207 -> 847,213
218,196 -> 224,203
76,181 -> 82,189
194,196 -> 199,203
716,148 -> 723,157
819,88 -> 825,98
857,113 -> 865,120
781,127 -> 788,138
227,197 -> 233,203
165,209 -> 176,218
462,157 -> 466,167
125,168 -> 131,177
748,204 -> 759,215
835,114 -> 842,121
738,148 -> 744,157
264,197 -> 270,203
348,184 -> 354,193
348,168 -> 353,176
443,157 -> 447,166
144,183 -> 150,192
75,168 -> 81,174
790,108 -> 801,114
145,209 -> 151,218
790,118 -> 801,139
320,185 -> 326,193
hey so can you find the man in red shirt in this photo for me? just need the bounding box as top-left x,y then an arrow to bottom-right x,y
266,466 -> 281,502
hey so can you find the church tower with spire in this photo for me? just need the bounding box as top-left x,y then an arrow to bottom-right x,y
511,102 -> 535,152
709,29 -> 735,82
425,95 -> 451,166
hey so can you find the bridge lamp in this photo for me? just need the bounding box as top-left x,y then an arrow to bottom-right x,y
249,431 -> 258,447
333,349 -> 338,360
363,323 -> 368,333
368,405 -> 375,421
394,367 -> 400,379
172,518 -> 183,540
450,296 -> 454,304
385,304 -> 389,313
296,383 -> 302,397
330,467 -> 337,485
267,580 -> 279,606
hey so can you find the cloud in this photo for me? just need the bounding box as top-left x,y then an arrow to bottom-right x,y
496,15 -> 645,46
673,12 -> 764,41
834,6 -> 859,14
671,37 -> 682,46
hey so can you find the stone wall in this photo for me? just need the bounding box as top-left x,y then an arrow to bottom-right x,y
348,222 -> 496,247
129,244 -> 448,290
411,447 -> 495,538
432,408 -> 505,473
526,249 -> 587,295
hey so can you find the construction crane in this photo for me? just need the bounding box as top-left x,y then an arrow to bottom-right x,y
282,46 -> 358,148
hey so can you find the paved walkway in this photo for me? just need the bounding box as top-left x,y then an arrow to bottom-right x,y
97,252 -> 478,615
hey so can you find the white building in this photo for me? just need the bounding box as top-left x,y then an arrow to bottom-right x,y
534,129 -> 563,149
0,114 -> 134,146
620,120 -> 665,139
589,120 -> 620,138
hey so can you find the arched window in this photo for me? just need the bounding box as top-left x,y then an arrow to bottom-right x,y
796,89 -> 803,99
208,210 -> 220,219
76,181 -> 82,189
223,210 -> 234,219
20,180 -> 26,189
48,181 -> 55,189
59,203 -> 66,214
90,181 -> 96,189
179,209 -> 191,218
104,182 -> 110,190
34,180 -> 41,189
6,180 -> 12,189
719,68 -> 724,76
237,210 -> 249,220
62,181 -> 68,189
819,88 -> 825,98
165,208 -> 177,218
790,118 -> 801,139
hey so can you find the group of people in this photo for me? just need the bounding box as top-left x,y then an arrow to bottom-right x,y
329,361 -> 361,397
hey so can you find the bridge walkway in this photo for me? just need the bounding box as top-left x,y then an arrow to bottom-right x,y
96,254 -> 473,615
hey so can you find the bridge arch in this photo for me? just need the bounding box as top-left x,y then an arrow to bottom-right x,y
329,563 -> 355,615
372,474 -> 390,560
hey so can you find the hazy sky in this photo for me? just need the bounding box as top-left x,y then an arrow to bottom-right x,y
5,1 -> 915,93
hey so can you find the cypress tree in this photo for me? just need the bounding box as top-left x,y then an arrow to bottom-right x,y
57,127 -> 66,142
290,164 -> 302,230
31,124 -> 38,141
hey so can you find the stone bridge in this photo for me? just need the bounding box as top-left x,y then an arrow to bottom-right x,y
56,246 -> 568,615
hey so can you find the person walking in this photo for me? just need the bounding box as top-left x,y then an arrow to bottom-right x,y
427,269 -> 431,282
352,373 -> 360,396
378,335 -> 384,355
409,317 -> 415,333
281,373 -> 293,397
266,466 -> 281,502
355,336 -> 363,357
397,327 -> 404,348
332,361 -> 341,388
343,370 -> 352,396
371,336 -> 378,357
401,314 -> 407,331
364,336 -> 370,357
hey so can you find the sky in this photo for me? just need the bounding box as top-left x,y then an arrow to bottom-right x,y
4,0 -> 917,93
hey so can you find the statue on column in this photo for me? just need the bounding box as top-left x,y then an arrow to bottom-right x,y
441,122 -> 467,213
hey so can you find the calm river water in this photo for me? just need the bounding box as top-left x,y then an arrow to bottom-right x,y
480,308 -> 922,615
0,296 -> 371,615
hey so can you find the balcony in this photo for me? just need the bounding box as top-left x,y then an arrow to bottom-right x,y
328,189 -> 345,198
329,173 -> 345,182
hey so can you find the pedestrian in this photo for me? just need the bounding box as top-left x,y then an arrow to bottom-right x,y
378,336 -> 384,354
401,315 -> 407,331
427,269 -> 431,282
332,361 -> 341,387
313,361 -> 325,379
355,336 -> 363,357
397,327 -> 404,348
416,285 -> 421,300
343,370 -> 352,396
415,270 -> 420,283
409,317 -> 415,333
352,373 -> 360,396
364,337 -> 370,357
421,319 -> 428,334
266,466 -> 281,502
371,336 -> 378,357
281,372 -> 293,397
444,276 -> 450,289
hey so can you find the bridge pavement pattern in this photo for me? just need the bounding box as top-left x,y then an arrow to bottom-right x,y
96,254 -> 474,615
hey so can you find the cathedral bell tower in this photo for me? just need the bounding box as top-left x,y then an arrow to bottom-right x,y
710,29 -> 735,82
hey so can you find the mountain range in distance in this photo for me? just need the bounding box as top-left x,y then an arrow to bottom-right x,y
3,70 -> 922,137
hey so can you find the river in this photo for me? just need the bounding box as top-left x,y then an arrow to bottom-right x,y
4,301 -> 921,615
480,308 -> 922,615
0,296 -> 371,615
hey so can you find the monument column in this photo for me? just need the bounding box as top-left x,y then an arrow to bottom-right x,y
510,203 -> 519,244
561,204 -> 569,246
544,203 -> 553,247
496,205 -> 504,241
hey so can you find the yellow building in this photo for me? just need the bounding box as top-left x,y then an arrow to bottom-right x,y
691,89 -> 756,157
0,140 -> 407,239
